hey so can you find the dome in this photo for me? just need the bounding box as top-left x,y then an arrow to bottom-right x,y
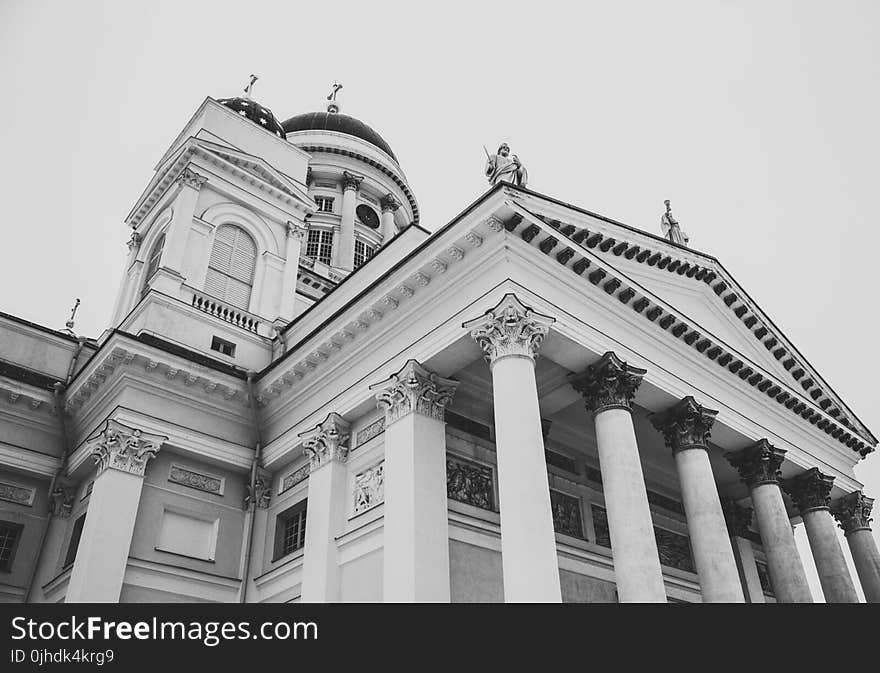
281,111 -> 397,161
217,97 -> 286,138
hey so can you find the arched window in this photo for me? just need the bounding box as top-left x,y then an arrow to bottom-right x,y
140,231 -> 166,298
205,224 -> 257,310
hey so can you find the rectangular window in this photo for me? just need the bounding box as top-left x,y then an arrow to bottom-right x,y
314,196 -> 334,213
63,514 -> 86,568
305,230 -> 333,266
354,240 -> 375,269
210,335 -> 236,358
273,501 -> 307,561
0,522 -> 23,572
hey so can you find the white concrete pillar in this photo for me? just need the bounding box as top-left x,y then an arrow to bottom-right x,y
726,440 -> 812,603
65,421 -> 165,603
379,193 -> 399,244
371,360 -> 459,602
279,221 -> 307,321
722,501 -> 765,603
153,167 -> 206,292
298,413 -> 350,603
651,397 -> 744,602
464,293 -> 561,602
833,491 -> 880,603
338,171 -> 361,272
570,351 -> 666,603
110,232 -> 143,323
785,468 -> 858,602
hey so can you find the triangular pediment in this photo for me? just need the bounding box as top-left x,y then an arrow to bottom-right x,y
192,140 -> 313,206
498,188 -> 875,450
619,264 -> 795,384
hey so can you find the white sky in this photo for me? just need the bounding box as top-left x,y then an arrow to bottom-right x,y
1,0 -> 878,601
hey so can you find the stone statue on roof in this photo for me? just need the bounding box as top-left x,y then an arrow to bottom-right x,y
661,200 -> 689,246
485,143 -> 528,188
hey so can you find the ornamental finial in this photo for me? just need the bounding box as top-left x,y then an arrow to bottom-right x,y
327,81 -> 343,113
243,74 -> 258,100
63,298 -> 80,336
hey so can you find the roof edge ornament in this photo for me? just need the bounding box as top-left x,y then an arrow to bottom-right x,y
661,199 -> 689,247
327,81 -> 343,114
243,74 -> 258,100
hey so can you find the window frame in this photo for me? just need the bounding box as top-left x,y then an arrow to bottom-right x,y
314,196 -> 335,213
140,230 -> 167,298
62,513 -> 86,569
305,229 -> 334,266
353,238 -> 376,269
0,521 -> 24,573
205,224 -> 258,310
272,500 -> 307,562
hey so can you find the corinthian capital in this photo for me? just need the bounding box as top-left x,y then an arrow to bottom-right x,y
725,439 -> 786,488
299,412 -> 351,470
88,419 -> 166,477
176,167 -> 208,191
832,491 -> 874,534
380,193 -> 400,212
287,221 -> 308,241
342,170 -> 363,191
370,359 -> 459,425
782,467 -> 835,514
650,396 -> 719,453
463,293 -> 555,366
569,351 -> 646,414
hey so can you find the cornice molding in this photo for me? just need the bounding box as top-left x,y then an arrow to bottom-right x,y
503,198 -> 874,457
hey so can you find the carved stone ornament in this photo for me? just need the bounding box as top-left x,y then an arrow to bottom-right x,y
126,230 -> 142,251
88,420 -> 166,477
782,467 -> 835,514
175,166 -> 208,191
831,491 -> 874,534
380,193 -> 400,212
244,469 -> 272,510
650,396 -> 719,453
463,293 -> 555,366
298,412 -> 351,470
370,359 -> 459,425
342,170 -> 363,191
48,479 -> 76,518
725,439 -> 786,488
286,221 -> 308,241
721,499 -> 753,538
569,351 -> 646,414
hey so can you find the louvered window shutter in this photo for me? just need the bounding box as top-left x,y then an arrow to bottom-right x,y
140,232 -> 166,298
206,225 -> 257,310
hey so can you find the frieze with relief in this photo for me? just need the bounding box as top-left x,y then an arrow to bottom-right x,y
446,455 -> 495,511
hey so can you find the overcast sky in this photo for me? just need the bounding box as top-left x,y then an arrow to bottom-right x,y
1,0 -> 878,601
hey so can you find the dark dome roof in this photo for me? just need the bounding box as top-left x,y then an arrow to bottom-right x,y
218,97 -> 285,138
281,111 -> 397,161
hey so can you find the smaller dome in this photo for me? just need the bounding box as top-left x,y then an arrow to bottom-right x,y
217,97 -> 285,138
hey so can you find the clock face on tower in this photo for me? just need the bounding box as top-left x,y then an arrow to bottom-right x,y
356,204 -> 380,229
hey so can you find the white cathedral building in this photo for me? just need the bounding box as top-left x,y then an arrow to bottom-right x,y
0,83 -> 878,603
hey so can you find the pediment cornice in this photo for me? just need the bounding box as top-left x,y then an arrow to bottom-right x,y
501,194 -> 874,457
126,138 -> 315,229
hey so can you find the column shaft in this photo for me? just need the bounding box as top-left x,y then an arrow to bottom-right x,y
802,509 -> 858,602
159,170 -> 203,280
279,224 -> 305,321
338,185 -> 357,272
492,355 -> 561,602
300,460 -> 347,602
65,468 -> 145,602
751,483 -> 812,602
595,408 -> 666,602
675,448 -> 744,602
383,411 -> 450,602
846,530 -> 880,603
